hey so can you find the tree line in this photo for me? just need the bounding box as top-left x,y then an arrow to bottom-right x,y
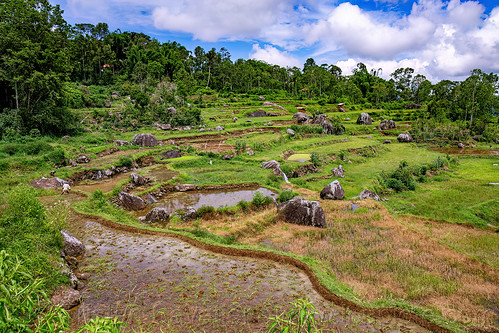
0,0 -> 497,137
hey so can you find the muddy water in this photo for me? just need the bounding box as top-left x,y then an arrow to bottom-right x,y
428,147 -> 499,156
134,188 -> 277,217
69,220 -> 428,332
142,164 -> 178,183
72,172 -> 131,193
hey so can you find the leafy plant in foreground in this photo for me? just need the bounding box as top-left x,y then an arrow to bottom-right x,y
267,298 -> 322,333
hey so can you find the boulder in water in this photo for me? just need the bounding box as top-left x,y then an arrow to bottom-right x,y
51,286 -> 81,310
61,230 -> 85,258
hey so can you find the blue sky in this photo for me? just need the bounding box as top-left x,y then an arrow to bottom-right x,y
50,0 -> 499,82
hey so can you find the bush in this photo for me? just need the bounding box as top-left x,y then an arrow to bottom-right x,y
0,185 -> 66,288
115,155 -> 133,168
237,200 -> 250,211
251,191 -> 272,207
276,190 -> 298,203
45,148 -> 66,165
197,205 -> 215,216
310,152 -> 322,168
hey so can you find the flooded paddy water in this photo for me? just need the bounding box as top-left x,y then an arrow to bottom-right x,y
67,218 -> 429,332
132,187 -> 276,217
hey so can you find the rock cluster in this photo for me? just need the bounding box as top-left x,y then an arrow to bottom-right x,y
379,119 -> 396,130
311,114 -> 345,135
331,165 -> 344,178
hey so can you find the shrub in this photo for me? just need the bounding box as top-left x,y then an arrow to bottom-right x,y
0,185 -> 66,288
92,190 -> 106,209
251,191 -> 272,207
115,155 -> 133,168
310,152 -> 322,168
45,148 -> 66,165
197,205 -> 215,216
276,190 -> 298,203
237,200 -> 250,211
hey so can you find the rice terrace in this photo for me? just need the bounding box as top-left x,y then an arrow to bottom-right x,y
0,0 -> 498,332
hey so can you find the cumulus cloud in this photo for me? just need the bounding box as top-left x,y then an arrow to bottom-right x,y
249,44 -> 301,68
306,2 -> 436,59
152,0 -> 289,41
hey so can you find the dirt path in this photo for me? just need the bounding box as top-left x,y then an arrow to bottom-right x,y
66,214 -> 429,332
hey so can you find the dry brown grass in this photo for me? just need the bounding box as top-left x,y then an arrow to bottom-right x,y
196,195 -> 499,328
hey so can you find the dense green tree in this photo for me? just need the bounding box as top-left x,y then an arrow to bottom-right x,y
0,0 -> 76,136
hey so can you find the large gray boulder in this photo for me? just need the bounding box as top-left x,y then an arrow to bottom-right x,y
30,177 -> 66,189
356,113 -> 373,125
286,128 -> 295,136
353,189 -> 380,201
292,112 -> 311,124
132,133 -> 158,147
261,160 -> 289,182
145,206 -> 169,223
320,180 -> 345,200
51,286 -> 81,309
379,119 -> 396,130
118,192 -> 146,211
397,133 -> 414,143
130,173 -> 145,186
61,230 -> 85,258
246,111 -> 268,117
162,150 -> 181,159
277,197 -> 326,228
311,114 -> 345,135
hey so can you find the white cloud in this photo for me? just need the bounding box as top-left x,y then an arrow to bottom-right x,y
152,0 -> 289,42
249,44 -> 301,68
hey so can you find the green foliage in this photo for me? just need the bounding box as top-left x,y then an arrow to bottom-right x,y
75,317 -> 125,333
0,184 -> 66,289
0,250 -> 70,332
276,190 -> 299,203
310,152 -> 322,168
267,298 -> 322,333
197,205 -> 215,216
115,155 -> 133,168
91,189 -> 106,209
289,124 -> 323,134
251,191 -> 272,207
44,148 -> 67,165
